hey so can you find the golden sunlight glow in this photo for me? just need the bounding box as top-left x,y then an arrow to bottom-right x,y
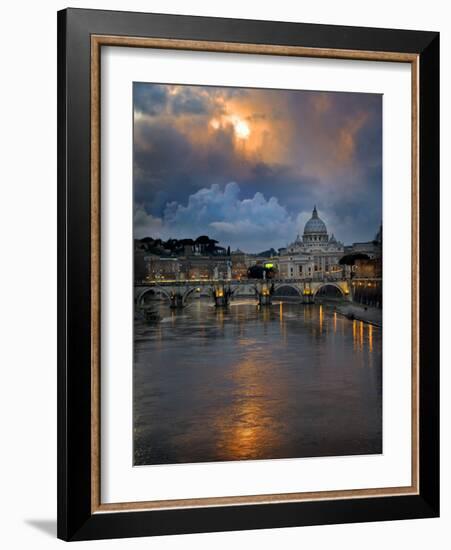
210,118 -> 220,130
209,115 -> 251,140
233,118 -> 251,140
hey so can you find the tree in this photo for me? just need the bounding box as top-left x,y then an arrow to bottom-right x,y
247,264 -> 277,279
339,253 -> 370,266
339,253 -> 370,279
247,265 -> 265,279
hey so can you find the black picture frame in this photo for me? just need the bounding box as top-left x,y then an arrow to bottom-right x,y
57,8 -> 439,541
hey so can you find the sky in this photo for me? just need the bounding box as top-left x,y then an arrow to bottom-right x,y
133,82 -> 382,253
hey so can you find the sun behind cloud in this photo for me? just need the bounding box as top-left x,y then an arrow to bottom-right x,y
210,115 -> 251,140
133,82 -> 382,245
231,117 -> 250,140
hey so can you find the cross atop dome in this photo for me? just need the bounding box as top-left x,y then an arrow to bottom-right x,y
312,205 -> 318,219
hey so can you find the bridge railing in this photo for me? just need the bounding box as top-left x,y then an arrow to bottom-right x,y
135,275 -> 348,286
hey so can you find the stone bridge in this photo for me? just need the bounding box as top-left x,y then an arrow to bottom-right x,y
135,278 -> 351,308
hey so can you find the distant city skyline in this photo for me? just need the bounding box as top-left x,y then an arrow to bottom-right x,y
134,83 -> 382,253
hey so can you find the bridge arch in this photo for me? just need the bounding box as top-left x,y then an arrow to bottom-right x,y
273,283 -> 302,297
230,284 -> 258,298
313,282 -> 346,298
136,286 -> 172,306
181,286 -> 203,305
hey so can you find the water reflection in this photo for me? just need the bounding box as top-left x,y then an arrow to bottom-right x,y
134,300 -> 382,465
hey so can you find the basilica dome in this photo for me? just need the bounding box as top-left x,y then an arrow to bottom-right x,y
304,206 -> 328,235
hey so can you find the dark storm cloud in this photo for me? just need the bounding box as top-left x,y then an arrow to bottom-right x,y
134,83 -> 168,116
134,116 -> 317,216
134,119 -> 236,215
171,88 -> 210,115
134,82 -> 232,118
133,83 -> 382,251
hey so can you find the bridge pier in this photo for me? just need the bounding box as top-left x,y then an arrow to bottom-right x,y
302,289 -> 314,304
169,292 -> 184,309
257,283 -> 272,306
301,281 -> 314,304
213,285 -> 231,307
258,294 -> 272,306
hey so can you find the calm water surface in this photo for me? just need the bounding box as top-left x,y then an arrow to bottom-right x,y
133,300 -> 382,465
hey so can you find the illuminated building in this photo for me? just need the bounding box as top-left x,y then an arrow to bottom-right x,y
278,206 -> 345,280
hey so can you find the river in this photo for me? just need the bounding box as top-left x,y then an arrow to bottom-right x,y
133,299 -> 382,465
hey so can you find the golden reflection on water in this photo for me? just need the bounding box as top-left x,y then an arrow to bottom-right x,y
216,307 -> 224,326
214,352 -> 282,460
137,302 -> 382,464
350,317 -> 376,356
279,302 -> 287,343
210,310 -> 379,461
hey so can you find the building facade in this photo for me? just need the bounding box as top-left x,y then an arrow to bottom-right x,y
146,255 -> 232,282
278,206 -> 345,280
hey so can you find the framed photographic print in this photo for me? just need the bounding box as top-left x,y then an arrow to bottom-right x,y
57,8 -> 439,541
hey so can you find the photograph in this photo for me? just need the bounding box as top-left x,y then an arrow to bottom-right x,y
132,82 -> 383,466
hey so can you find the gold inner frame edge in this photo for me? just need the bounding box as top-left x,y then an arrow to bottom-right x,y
90,35 -> 420,514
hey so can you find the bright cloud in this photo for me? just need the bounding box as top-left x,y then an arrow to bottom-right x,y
135,182 -> 302,252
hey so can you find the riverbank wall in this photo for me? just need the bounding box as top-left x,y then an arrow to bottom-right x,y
336,302 -> 382,327
351,278 -> 382,309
